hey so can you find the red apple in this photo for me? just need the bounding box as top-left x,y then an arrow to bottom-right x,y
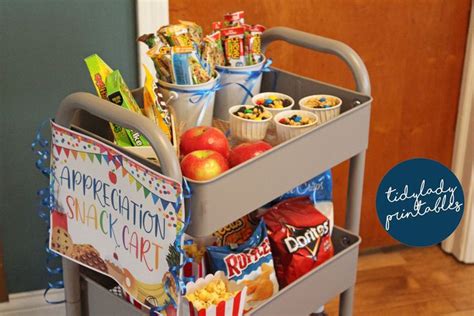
180,126 -> 230,159
229,141 -> 272,167
180,150 -> 229,181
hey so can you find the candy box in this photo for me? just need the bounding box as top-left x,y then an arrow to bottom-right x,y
182,271 -> 247,316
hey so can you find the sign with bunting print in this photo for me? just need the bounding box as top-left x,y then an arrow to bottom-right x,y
49,121 -> 184,315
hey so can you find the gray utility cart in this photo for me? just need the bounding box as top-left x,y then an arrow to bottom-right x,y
55,27 -> 372,316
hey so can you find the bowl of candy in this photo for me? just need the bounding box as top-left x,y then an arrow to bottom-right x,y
229,105 -> 272,142
251,92 -> 295,121
274,110 -> 319,143
299,94 -> 342,124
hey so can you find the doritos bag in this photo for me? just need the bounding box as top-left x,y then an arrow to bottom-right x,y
207,219 -> 278,312
262,197 -> 334,288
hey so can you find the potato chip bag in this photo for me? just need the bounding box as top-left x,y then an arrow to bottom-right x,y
207,219 -> 278,312
262,197 -> 334,288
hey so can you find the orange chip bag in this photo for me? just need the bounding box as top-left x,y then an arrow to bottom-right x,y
213,214 -> 257,246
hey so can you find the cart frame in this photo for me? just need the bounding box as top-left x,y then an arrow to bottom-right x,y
54,26 -> 371,316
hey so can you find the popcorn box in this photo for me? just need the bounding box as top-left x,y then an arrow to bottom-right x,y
183,257 -> 206,281
182,271 -> 247,316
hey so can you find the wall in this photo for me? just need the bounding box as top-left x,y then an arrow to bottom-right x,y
0,0 -> 138,293
169,0 -> 471,248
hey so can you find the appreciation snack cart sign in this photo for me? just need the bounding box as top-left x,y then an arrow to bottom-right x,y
49,121 -> 184,313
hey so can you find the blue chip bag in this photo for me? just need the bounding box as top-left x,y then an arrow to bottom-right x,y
207,219 -> 279,311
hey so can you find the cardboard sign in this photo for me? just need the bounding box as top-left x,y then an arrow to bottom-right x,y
49,121 -> 184,313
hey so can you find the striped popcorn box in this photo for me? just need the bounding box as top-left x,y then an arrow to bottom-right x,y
182,271 -> 247,316
183,256 -> 206,281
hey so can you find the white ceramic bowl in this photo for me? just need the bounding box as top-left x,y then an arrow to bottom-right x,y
274,110 -> 319,143
299,94 -> 342,124
251,92 -> 295,123
229,105 -> 272,142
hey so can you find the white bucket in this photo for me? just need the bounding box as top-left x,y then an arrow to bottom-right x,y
214,57 -> 267,121
158,75 -> 219,132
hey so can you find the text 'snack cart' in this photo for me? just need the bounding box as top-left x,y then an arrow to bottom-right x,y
54,27 -> 371,316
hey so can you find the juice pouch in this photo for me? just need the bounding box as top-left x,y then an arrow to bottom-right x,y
171,46 -> 211,85
245,24 -> 266,65
143,64 -> 173,143
106,70 -> 150,146
224,11 -> 245,27
221,26 -> 246,67
84,54 -> 132,147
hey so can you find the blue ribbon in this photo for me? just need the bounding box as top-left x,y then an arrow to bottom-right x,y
217,58 -> 274,104
32,120 -> 65,304
149,179 -> 193,315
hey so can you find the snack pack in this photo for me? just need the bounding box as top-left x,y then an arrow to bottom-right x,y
276,170 -> 334,231
212,214 -> 258,246
147,43 -> 173,83
143,65 -> 173,143
207,220 -> 278,312
171,46 -> 211,85
221,26 -> 246,67
137,33 -> 157,49
158,24 -> 194,47
224,11 -> 245,27
244,24 -> 265,65
262,197 -> 334,288
84,54 -> 132,147
106,70 -> 150,146
201,31 -> 226,72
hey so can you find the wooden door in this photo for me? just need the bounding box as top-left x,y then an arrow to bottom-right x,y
169,0 -> 471,248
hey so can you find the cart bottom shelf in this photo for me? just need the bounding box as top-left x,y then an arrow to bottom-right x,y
79,226 -> 360,316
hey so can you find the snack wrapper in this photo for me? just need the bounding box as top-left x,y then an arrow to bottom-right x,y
147,43 -> 173,83
158,24 -> 194,47
274,170 -> 334,232
212,214 -> 257,246
245,25 -> 265,65
143,64 -> 173,142
179,20 -> 203,46
84,54 -> 132,147
207,220 -> 278,312
224,11 -> 245,27
201,31 -> 226,72
221,27 -> 246,67
183,271 -> 247,316
171,46 -> 211,85
262,197 -> 334,288
106,70 -> 150,146
137,33 -> 157,49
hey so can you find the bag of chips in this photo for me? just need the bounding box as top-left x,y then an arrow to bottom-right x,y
207,219 -> 278,312
212,214 -> 258,246
262,197 -> 334,288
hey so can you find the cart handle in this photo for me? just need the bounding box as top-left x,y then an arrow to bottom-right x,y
55,92 -> 182,182
262,27 -> 371,95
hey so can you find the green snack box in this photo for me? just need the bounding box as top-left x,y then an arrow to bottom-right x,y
84,54 -> 132,147
106,70 -> 150,147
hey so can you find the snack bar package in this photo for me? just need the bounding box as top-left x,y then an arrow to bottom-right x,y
207,219 -> 278,312
137,33 -> 157,49
201,31 -> 226,73
84,54 -> 132,147
106,70 -> 150,146
244,24 -> 265,65
212,214 -> 258,246
274,170 -> 334,232
262,197 -> 334,288
147,43 -> 173,83
158,24 -> 194,47
224,11 -> 245,27
143,64 -> 173,143
171,46 -> 211,85
221,26 -> 246,67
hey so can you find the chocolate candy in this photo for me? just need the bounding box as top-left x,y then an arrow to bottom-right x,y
233,105 -> 270,121
256,95 -> 292,109
279,114 -> 315,126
